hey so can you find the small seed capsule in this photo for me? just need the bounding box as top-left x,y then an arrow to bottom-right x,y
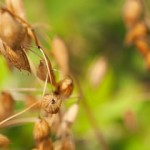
40,94 -> 62,114
56,77 -> 73,99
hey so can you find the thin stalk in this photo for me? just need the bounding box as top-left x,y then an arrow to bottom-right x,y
0,101 -> 39,127
74,76 -> 109,150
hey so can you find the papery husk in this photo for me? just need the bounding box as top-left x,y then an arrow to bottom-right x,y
0,39 -> 31,72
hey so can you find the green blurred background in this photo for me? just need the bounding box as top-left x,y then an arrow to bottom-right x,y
1,0 -> 150,149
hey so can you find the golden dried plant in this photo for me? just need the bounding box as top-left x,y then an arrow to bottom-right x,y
0,0 -> 78,149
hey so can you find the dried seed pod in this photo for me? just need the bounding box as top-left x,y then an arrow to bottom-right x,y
37,60 -> 56,86
0,91 -> 15,121
0,39 -> 31,72
40,94 -> 62,114
63,104 -> 79,124
54,138 -> 75,150
56,77 -> 73,99
38,139 -> 53,150
0,11 -> 26,50
123,0 -> 143,28
135,39 -> 150,57
61,138 -> 75,150
88,57 -> 107,87
34,118 -> 50,144
0,134 -> 10,148
6,0 -> 26,19
145,53 -> 150,69
125,22 -> 147,44
57,104 -> 78,137
51,36 -> 69,75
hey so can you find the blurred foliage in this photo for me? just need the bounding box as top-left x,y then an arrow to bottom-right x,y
1,0 -> 150,150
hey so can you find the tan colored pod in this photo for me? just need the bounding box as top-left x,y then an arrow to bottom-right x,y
0,11 -> 26,50
40,94 -> 62,114
34,118 -> 50,143
56,77 -> 73,99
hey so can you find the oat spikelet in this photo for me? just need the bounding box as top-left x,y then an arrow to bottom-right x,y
6,0 -> 26,19
34,118 -> 50,144
37,60 -> 56,86
0,91 -> 15,121
52,36 -> 69,75
38,139 -> 53,150
125,21 -> 148,44
123,0 -> 143,28
0,10 -> 26,50
0,39 -> 31,72
57,104 -> 79,137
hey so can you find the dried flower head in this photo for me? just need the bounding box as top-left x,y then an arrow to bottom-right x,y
40,94 -> 62,114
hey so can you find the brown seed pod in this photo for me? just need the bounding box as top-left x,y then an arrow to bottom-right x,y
0,39 -> 31,72
63,104 -> 79,124
34,118 -> 50,144
145,53 -> 150,69
61,138 -> 75,150
135,39 -> 150,57
0,134 -> 10,148
88,57 -> 108,88
38,139 -> 53,150
51,36 -> 69,75
6,0 -> 26,19
123,0 -> 143,28
54,138 -> 75,150
0,91 -> 15,121
56,77 -> 73,99
125,22 -> 148,44
37,60 -> 56,86
40,94 -> 62,114
0,10 -> 26,50
57,104 -> 79,137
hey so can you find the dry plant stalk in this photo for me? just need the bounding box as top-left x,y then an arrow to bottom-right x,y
25,95 -> 39,111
